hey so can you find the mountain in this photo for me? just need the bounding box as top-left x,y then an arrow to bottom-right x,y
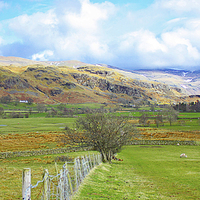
0,56 -> 199,104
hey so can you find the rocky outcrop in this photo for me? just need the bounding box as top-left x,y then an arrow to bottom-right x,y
71,73 -> 146,98
0,76 -> 32,90
71,72 -> 182,100
50,88 -> 63,96
77,66 -> 114,76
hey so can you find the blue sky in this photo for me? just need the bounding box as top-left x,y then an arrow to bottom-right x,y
0,0 -> 200,70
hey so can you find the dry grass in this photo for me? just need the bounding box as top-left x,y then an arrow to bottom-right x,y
139,128 -> 200,141
0,131 -> 67,152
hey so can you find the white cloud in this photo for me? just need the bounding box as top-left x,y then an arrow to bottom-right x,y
117,25 -> 200,68
158,0 -> 200,13
166,18 -> 187,24
5,0 -> 116,63
1,0 -> 200,70
65,0 -> 114,33
32,50 -> 54,61
162,30 -> 200,59
119,30 -> 167,53
8,10 -> 58,47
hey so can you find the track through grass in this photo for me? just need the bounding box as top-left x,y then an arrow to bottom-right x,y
73,145 -> 200,200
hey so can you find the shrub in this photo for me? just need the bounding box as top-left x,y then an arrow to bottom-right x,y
54,155 -> 73,162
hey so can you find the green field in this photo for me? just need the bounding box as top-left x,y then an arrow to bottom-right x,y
0,117 -> 76,134
1,111 -> 200,134
0,102 -> 103,110
1,103 -> 200,199
73,145 -> 200,200
1,146 -> 199,200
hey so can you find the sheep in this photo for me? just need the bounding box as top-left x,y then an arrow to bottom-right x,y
180,153 -> 187,158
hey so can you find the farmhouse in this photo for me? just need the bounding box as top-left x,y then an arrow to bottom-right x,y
19,100 -> 28,103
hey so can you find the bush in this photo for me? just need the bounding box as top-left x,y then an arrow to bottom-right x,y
54,155 -> 73,162
10,112 -> 24,118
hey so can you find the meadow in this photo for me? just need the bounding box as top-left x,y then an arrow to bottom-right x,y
73,145 -> 200,200
0,117 -> 75,135
1,111 -> 200,135
0,109 -> 200,153
1,103 -> 200,199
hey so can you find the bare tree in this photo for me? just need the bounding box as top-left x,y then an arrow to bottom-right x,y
63,112 -> 138,163
139,113 -> 149,127
154,113 -> 163,127
165,106 -> 179,126
37,104 -> 45,113
0,107 -> 4,118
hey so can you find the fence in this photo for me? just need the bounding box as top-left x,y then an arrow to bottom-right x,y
22,154 -> 102,200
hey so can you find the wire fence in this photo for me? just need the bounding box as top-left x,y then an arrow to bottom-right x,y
22,154 -> 102,200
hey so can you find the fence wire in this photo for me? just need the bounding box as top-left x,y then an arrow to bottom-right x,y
23,154 -> 102,200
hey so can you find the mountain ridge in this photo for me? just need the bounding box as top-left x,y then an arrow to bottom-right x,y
0,56 -> 199,104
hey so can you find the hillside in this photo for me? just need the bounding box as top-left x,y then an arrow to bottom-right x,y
0,56 -> 198,104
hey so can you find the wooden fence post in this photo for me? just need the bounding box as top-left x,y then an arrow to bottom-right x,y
22,168 -> 31,200
43,169 -> 49,200
89,154 -> 93,169
59,169 -> 64,200
74,158 -> 78,190
77,158 -> 82,184
64,162 -> 73,195
81,156 -> 86,177
93,154 -> 96,167
63,162 -> 68,200
85,155 -> 90,173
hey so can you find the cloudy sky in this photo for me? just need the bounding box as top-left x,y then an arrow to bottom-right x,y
0,0 -> 200,70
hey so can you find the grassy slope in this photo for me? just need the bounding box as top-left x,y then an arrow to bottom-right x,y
73,145 -> 200,200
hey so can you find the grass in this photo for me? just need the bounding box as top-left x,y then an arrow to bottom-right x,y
178,112 -> 200,118
158,120 -> 200,131
0,104 -> 200,199
0,117 -> 76,134
73,145 -> 200,200
0,102 -> 103,111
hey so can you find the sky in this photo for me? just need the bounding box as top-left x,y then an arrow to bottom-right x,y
0,0 -> 200,70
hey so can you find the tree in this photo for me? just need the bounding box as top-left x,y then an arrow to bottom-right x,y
0,95 -> 11,103
37,104 -> 45,113
154,113 -> 163,127
63,112 -> 138,163
165,106 -> 179,126
139,113 -> 149,127
0,107 -> 4,118
57,103 -> 66,111
28,98 -> 34,105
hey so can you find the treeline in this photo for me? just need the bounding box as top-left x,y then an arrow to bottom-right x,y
0,103 -> 118,119
138,106 -> 179,127
173,100 -> 200,112
45,105 -> 117,117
